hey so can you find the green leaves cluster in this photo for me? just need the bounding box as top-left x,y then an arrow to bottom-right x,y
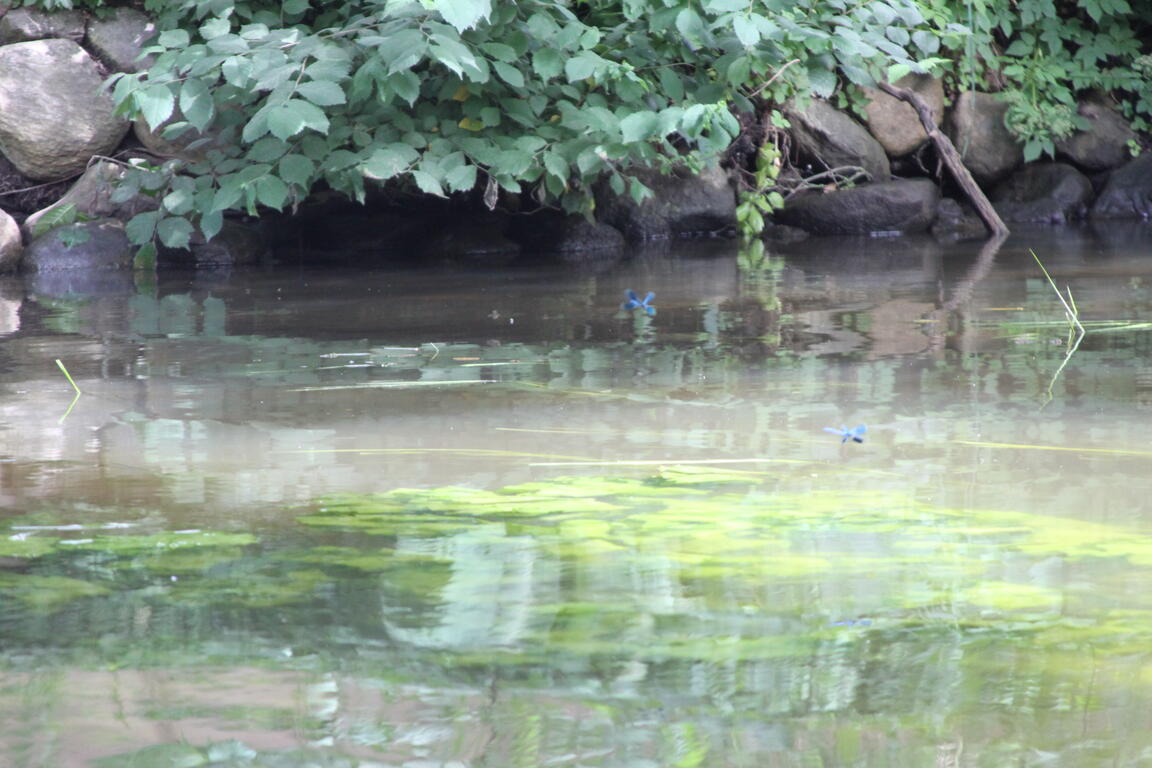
925,0 -> 1152,156
736,129 -> 786,239
99,0 -> 944,251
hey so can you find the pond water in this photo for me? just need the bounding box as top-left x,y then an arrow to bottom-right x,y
3,224 -> 1152,767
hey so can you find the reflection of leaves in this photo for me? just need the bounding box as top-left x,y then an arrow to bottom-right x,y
0,573 -> 110,609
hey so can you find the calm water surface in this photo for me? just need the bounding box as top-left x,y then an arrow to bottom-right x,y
3,225 -> 1152,766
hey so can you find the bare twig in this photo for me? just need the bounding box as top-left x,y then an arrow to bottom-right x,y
749,58 -> 801,98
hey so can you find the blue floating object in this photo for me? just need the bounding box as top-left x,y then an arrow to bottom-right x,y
823,424 -> 866,444
623,289 -> 656,316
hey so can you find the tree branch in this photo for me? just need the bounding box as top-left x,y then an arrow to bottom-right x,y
877,81 -> 1009,238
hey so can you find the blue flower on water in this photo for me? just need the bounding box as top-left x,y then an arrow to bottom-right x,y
823,425 -> 866,444
623,289 -> 656,316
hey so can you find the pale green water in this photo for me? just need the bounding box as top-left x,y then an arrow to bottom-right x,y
2,225 -> 1152,766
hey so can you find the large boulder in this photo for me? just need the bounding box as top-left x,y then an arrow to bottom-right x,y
1090,154 -> 1152,219
0,7 -> 85,44
509,212 -> 625,255
774,179 -> 939,235
22,160 -> 157,239
86,7 -> 155,73
947,91 -> 1023,186
597,165 -> 736,241
930,198 -> 988,241
1056,95 -> 1139,172
22,218 -> 133,272
784,99 -> 890,181
992,163 -> 1093,223
0,207 -> 21,272
0,39 -> 130,181
159,220 -> 267,268
860,74 -> 945,157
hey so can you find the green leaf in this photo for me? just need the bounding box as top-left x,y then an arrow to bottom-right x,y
381,29 -> 427,74
620,110 -> 661,143
807,66 -> 837,97
434,0 -> 492,33
199,210 -> 223,241
211,180 -> 244,212
157,216 -> 194,249
126,211 -> 160,245
675,8 -> 707,46
283,0 -> 309,13
267,99 -> 330,140
29,203 -> 78,239
255,175 -> 289,209
179,79 -> 214,132
199,17 -> 231,40
389,71 -> 421,105
221,55 -> 252,86
137,85 -> 175,130
296,80 -> 346,107
480,106 -> 502,127
533,48 -> 563,81
887,63 -> 912,83
162,187 -> 195,215
445,163 -> 477,192
733,15 -> 760,47
659,68 -> 685,101
705,0 -> 749,10
481,42 -> 517,62
412,169 -> 445,196
542,151 -> 567,180
430,32 -> 478,78
158,29 -> 190,48
912,30 -> 940,55
279,154 -> 315,186
362,143 -> 420,180
494,61 -> 525,88
565,52 -> 599,82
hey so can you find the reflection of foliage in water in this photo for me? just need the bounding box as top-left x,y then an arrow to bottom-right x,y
7,469 -> 1152,764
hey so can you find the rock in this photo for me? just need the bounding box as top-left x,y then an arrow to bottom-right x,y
992,163 -> 1093,223
784,99 -> 890,181
1056,95 -> 1139,171
0,153 -> 68,213
509,212 -> 625,254
597,165 -> 736,241
931,198 -> 987,241
0,207 -> 21,272
86,7 -> 155,73
22,218 -> 133,272
0,7 -> 84,44
860,74 -> 945,157
774,179 -> 939,235
1090,154 -> 1152,219
132,114 -> 214,160
0,39 -> 129,181
947,91 -> 1023,186
22,160 -> 157,239
762,223 -> 809,244
159,219 -> 267,267
420,215 -> 521,265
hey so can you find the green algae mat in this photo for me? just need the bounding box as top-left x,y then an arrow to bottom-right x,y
4,465 -> 1152,766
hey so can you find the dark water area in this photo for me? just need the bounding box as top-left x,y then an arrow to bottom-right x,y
3,223 -> 1152,766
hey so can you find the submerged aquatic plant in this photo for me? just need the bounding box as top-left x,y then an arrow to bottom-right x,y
1032,250 -> 1085,405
